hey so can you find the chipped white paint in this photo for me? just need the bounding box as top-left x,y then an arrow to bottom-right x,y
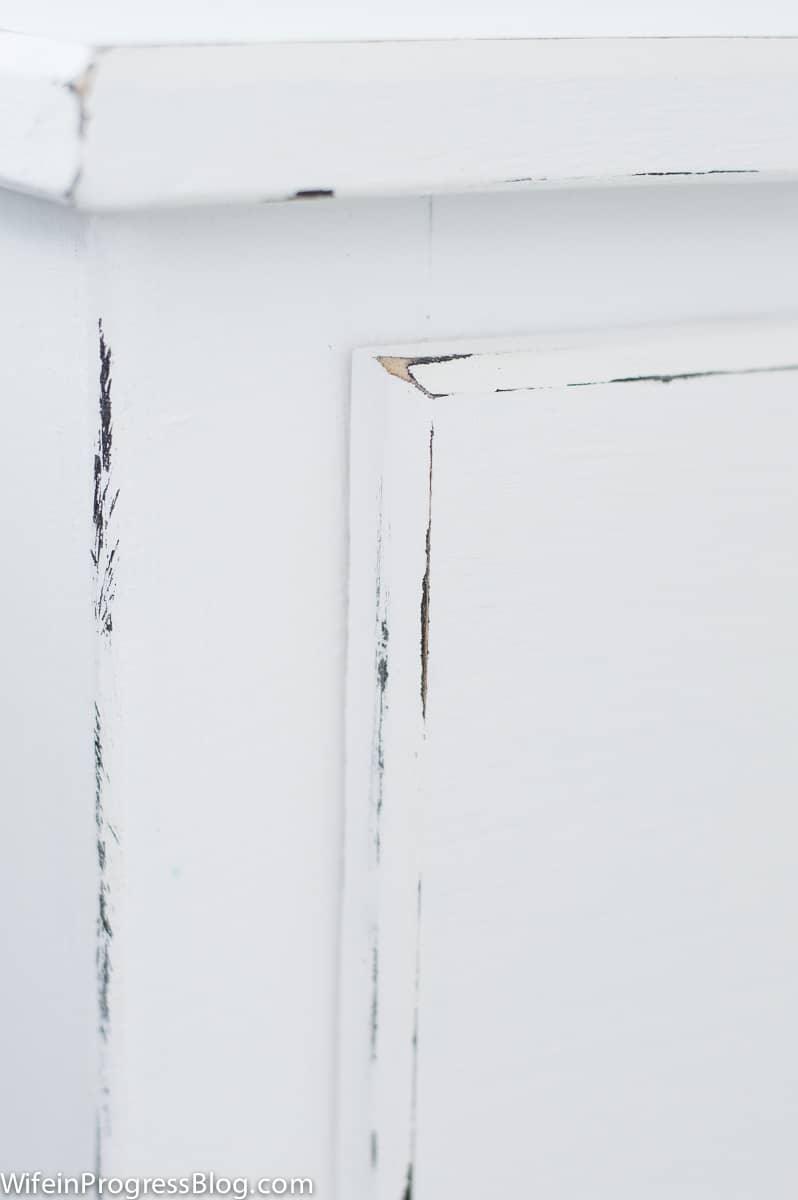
2,182 -> 798,1188
378,321 -> 798,397
3,31 -> 798,1191
342,320 -> 798,1199
4,36 -> 798,207
92,323 -> 125,1169
84,200 -> 798,1189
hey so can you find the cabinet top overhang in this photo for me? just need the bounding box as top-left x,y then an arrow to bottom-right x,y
1,33 -> 798,211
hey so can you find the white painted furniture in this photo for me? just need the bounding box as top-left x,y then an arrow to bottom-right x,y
0,32 -> 797,1199
343,325 -> 798,1198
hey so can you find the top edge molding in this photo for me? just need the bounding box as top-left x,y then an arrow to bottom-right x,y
1,33 -> 798,210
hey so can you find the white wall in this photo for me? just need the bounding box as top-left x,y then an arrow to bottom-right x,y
0,0 -> 797,44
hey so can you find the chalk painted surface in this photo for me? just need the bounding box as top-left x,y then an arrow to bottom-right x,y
5,182 -> 798,1187
8,36 -> 798,209
86,192 -> 798,1188
343,322 -> 798,1198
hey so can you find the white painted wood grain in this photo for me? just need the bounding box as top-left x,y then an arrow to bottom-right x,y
343,321 -> 798,1198
4,36 -> 798,208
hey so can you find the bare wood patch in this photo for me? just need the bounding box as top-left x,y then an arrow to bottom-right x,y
377,354 -> 473,399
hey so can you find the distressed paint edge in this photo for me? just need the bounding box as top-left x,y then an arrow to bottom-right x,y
1,35 -> 798,208
92,319 -> 121,1173
419,426 -> 434,721
347,319 -> 798,1199
340,353 -> 437,1200
374,318 -> 798,398
337,355 -> 394,1200
382,353 -> 798,399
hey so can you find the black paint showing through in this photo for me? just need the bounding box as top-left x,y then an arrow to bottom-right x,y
420,425 -> 434,720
